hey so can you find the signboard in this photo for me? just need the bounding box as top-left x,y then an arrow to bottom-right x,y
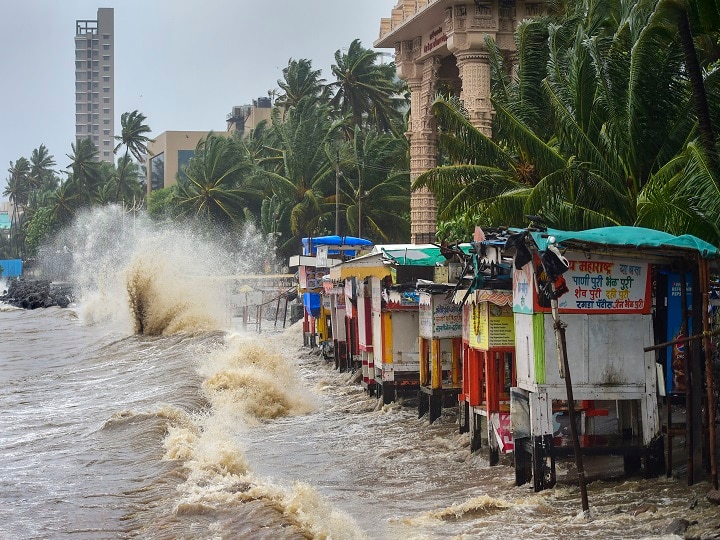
299,266 -> 328,290
513,256 -> 651,314
469,302 -> 515,349
422,26 -> 447,55
419,294 -> 462,339
316,245 -> 328,268
666,272 -> 692,394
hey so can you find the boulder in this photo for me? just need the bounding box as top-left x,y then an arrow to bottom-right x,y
0,278 -> 74,309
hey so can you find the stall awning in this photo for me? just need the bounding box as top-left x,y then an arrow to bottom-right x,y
328,252 -> 392,281
531,226 -> 720,258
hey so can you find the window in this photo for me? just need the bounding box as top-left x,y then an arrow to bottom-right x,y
103,140 -> 110,146
104,151 -> 110,157
102,34 -> 110,39
103,129 -> 110,135
103,97 -> 110,103
103,76 -> 109,82
86,82 -> 91,90
103,87 -> 110,93
177,150 -> 195,181
103,119 -> 110,124
87,114 -> 92,122
103,65 -> 109,71
103,55 -> 110,61
103,44 -> 110,50
150,152 -> 165,191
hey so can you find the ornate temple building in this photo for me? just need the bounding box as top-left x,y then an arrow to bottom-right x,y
375,1 -> 544,242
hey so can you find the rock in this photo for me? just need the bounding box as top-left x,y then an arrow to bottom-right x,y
664,518 -> 691,536
707,489 -> 720,506
0,278 -> 74,309
629,503 -> 657,516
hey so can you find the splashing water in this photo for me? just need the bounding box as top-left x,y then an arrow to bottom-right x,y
37,206 -> 277,335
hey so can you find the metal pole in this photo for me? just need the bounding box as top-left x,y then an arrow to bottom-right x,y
335,150 -> 340,236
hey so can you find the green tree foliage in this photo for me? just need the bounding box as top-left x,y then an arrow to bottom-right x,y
341,127 -> 410,242
147,186 -> 180,221
175,134 -> 257,225
25,206 -> 56,256
251,97 -> 340,255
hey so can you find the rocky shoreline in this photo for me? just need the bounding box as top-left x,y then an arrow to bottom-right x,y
0,278 -> 74,309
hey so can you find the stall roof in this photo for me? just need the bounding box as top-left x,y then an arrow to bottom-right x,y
530,226 -> 720,258
378,244 -> 472,266
301,235 -> 373,255
328,252 -> 392,281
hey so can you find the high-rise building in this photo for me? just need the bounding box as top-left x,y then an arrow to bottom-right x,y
74,8 -> 114,163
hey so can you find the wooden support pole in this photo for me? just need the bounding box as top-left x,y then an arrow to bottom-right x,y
681,273 -> 694,485
431,339 -> 442,390
451,338 -> 461,386
419,337 -> 429,386
556,318 -> 589,512
700,258 -> 719,490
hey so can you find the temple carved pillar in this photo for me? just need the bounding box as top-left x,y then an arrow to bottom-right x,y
398,39 -> 441,244
456,51 -> 493,136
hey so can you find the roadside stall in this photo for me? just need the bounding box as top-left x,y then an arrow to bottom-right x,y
289,236 -> 372,351
508,226 -> 719,493
330,245 -> 445,403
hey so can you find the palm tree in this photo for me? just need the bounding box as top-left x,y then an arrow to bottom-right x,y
275,58 -> 330,113
175,135 -> 256,225
329,39 -> 406,133
47,180 -> 80,225
251,97 -> 340,255
4,158 -> 32,257
66,138 -> 102,206
114,110 -> 153,204
341,127 -> 410,242
111,155 -> 144,204
29,144 -> 57,192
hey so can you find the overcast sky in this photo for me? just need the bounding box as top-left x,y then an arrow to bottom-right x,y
0,0 -> 394,200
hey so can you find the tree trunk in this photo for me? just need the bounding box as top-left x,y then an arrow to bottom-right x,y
678,11 -> 719,171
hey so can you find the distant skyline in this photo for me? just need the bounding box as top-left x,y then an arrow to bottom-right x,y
0,0 -> 393,201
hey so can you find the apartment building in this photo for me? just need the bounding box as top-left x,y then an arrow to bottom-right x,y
74,8 -> 114,163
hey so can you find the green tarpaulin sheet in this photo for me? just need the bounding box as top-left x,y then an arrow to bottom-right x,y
530,226 -> 719,258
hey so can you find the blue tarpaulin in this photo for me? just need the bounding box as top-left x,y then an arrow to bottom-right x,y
0,259 -> 22,278
302,292 -> 321,318
302,236 -> 373,256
